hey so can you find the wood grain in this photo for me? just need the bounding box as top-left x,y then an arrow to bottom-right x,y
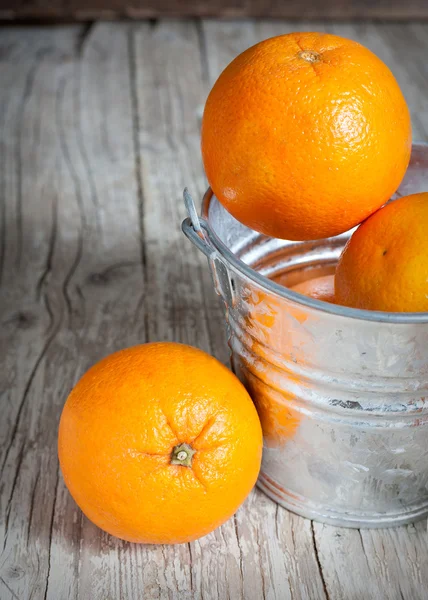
2,0 -> 428,21
1,19 -> 428,600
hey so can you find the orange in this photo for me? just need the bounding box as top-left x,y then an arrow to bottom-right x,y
238,361 -> 302,449
201,32 -> 411,241
58,342 -> 263,544
335,193 -> 428,312
239,291 -> 305,448
291,274 -> 335,303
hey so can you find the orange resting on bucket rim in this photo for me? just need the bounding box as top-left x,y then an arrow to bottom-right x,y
335,192 -> 428,312
201,32 -> 411,241
58,342 -> 263,544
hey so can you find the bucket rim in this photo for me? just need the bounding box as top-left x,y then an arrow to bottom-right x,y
200,144 -> 428,325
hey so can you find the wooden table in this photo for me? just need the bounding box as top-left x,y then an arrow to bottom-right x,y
1,19 -> 428,600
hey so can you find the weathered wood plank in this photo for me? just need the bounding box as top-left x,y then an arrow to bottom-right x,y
0,21 -> 147,600
131,20 -> 247,599
130,20 -> 227,358
2,0 -> 428,21
42,22 -> 149,600
0,26 -> 86,600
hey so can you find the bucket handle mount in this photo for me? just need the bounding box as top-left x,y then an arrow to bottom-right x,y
182,188 -> 236,307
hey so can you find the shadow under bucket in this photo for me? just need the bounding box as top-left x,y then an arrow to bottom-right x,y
182,143 -> 428,528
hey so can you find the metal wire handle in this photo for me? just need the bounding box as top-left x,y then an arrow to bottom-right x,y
183,188 -> 203,236
182,188 -> 213,257
182,188 -> 236,306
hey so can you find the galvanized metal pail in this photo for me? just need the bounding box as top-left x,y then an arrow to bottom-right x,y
182,143 -> 428,528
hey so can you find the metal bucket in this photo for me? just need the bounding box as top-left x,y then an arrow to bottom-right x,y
182,143 -> 428,528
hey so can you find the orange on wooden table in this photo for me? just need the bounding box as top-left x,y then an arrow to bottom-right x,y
291,274 -> 335,303
202,32 -> 411,241
335,193 -> 428,312
58,342 -> 263,544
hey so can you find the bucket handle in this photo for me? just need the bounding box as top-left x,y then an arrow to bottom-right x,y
183,188 -> 204,237
182,188 -> 236,307
182,187 -> 213,258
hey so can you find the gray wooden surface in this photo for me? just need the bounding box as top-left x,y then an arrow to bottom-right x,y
4,0 -> 428,21
1,20 -> 428,600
